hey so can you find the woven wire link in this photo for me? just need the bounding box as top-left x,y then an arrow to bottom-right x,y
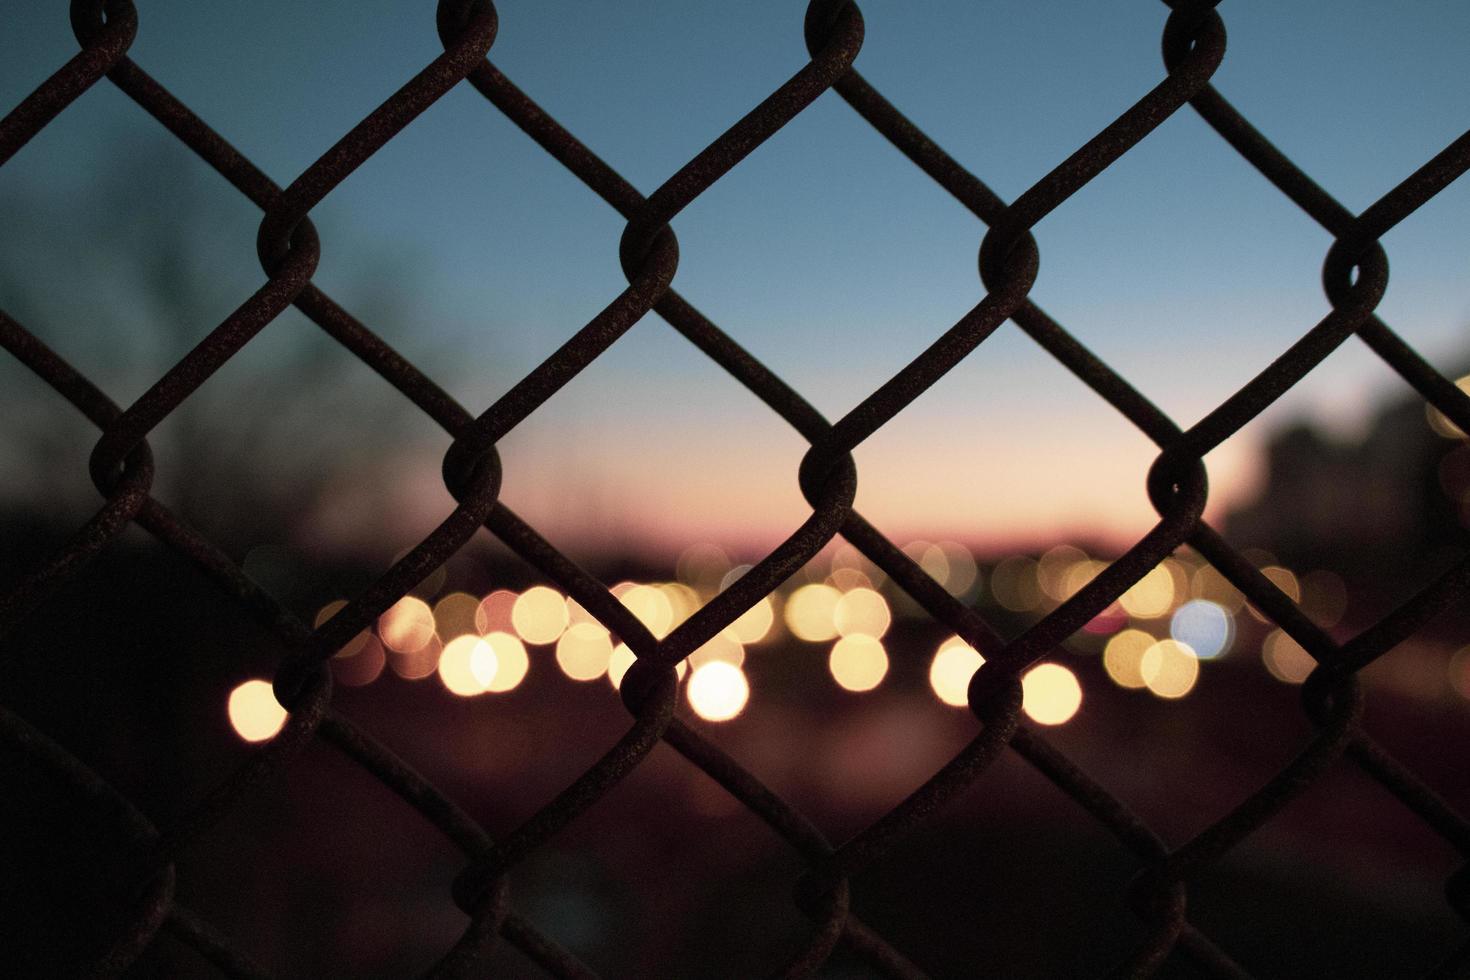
2,0 -> 1469,974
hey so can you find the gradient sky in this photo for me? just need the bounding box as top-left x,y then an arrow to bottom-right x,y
3,1 -> 1468,558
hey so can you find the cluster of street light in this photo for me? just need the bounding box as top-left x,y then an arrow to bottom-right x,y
226,538 -> 1381,744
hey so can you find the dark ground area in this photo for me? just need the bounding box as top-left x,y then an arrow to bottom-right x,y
2,518 -> 1466,978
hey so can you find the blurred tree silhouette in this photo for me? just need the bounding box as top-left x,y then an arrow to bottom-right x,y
0,133 -> 427,559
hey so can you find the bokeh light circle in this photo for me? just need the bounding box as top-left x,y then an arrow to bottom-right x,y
1102,629 -> 1154,689
724,596 -> 775,644
785,583 -> 841,642
1119,564 -> 1177,619
828,634 -> 888,692
688,661 -> 749,721
228,679 -> 288,742
513,586 -> 570,645
1021,663 -> 1082,725
378,596 -> 436,653
1140,639 -> 1199,698
1262,629 -> 1316,684
1169,599 -> 1234,660
555,622 -> 613,681
929,637 -> 985,707
833,587 -> 891,638
438,635 -> 496,697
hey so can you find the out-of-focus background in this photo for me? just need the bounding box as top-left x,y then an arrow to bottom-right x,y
2,1 -> 1468,977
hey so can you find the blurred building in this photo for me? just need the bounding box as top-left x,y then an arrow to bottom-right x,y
1225,366 -> 1470,592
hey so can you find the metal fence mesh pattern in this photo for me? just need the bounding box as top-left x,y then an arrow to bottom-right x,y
4,0 -> 1470,975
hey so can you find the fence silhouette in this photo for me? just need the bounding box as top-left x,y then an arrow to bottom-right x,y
3,0 -> 1469,975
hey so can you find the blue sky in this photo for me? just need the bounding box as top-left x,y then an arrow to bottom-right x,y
3,1 -> 1467,554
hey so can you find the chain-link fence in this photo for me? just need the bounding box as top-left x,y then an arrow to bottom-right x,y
3,0 -> 1469,975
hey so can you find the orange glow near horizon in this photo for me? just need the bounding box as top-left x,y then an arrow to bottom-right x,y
374,420 -> 1264,562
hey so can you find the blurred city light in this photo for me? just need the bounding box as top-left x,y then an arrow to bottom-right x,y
688,661 -> 749,721
1037,544 -> 1088,602
314,599 -> 370,658
1190,563 -> 1246,614
556,622 -> 614,681
607,643 -> 635,690
388,635 -> 441,681
930,637 -> 985,707
1140,639 -> 1199,698
1119,564 -> 1177,619
1425,375 -> 1470,438
330,636 -> 385,687
1170,599 -> 1234,660
1102,629 -> 1154,689
1021,663 -> 1082,725
474,589 -> 518,634
677,542 -> 731,594
227,679 -> 287,743
688,633 -> 745,670
990,556 -> 1042,612
432,591 -> 480,640
438,634 -> 496,697
785,583 -> 841,642
828,634 -> 888,692
513,586 -> 570,645
1300,570 -> 1349,628
1262,629 -> 1316,684
481,631 -> 529,692
618,583 -> 675,639
724,595 -> 775,644
378,596 -> 436,653
833,586 -> 891,639
1248,566 -> 1302,623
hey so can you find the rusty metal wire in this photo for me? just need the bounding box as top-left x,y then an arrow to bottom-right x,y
2,0 -> 1469,975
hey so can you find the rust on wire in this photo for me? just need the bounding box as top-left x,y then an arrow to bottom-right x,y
1,0 -> 1468,975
